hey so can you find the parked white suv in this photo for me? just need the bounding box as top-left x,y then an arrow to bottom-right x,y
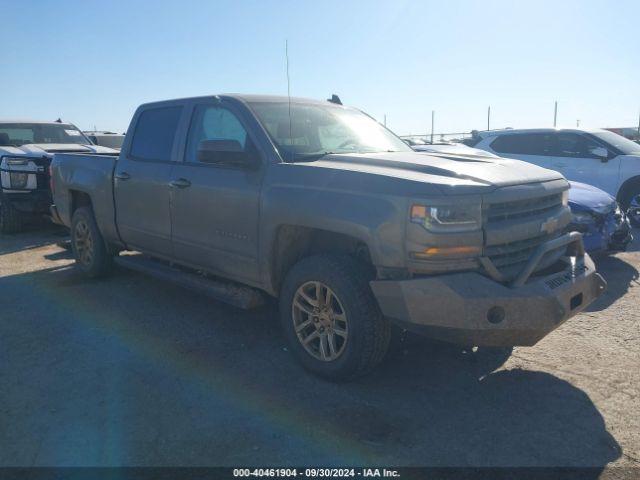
471,128 -> 640,223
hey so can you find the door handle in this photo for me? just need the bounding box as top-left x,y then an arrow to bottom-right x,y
169,178 -> 192,189
115,171 -> 131,180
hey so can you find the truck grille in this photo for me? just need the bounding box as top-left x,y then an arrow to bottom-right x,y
486,193 -> 563,223
485,232 -> 562,269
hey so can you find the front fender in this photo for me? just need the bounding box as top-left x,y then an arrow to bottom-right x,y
259,182 -> 409,293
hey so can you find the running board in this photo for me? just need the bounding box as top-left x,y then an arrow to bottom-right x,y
114,254 -> 266,310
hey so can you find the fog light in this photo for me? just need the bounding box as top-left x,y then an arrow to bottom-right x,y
9,172 -> 28,189
487,306 -> 505,324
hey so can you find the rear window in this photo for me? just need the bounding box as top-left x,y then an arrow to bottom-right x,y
130,106 -> 182,161
491,133 -> 554,156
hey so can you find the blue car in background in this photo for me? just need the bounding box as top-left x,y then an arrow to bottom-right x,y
567,182 -> 632,254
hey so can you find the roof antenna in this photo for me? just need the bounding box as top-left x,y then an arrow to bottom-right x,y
285,39 -> 293,162
55,118 -> 62,123
327,94 -> 342,105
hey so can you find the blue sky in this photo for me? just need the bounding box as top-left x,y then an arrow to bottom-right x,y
1,0 -> 639,135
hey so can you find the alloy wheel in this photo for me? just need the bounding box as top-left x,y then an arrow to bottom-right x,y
74,220 -> 94,267
292,281 -> 348,362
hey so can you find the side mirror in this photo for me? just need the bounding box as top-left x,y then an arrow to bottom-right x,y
197,139 -> 260,169
589,146 -> 609,162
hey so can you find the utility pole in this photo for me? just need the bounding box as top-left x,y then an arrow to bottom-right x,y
577,119 -> 580,127
553,101 -> 558,127
431,110 -> 435,144
383,114 -> 387,127
637,108 -> 640,138
487,106 -> 491,131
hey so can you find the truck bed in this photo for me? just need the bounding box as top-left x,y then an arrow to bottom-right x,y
50,153 -> 118,238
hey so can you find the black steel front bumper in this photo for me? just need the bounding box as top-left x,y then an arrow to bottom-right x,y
370,232 -> 606,347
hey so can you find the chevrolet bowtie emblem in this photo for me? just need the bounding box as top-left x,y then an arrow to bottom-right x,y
541,217 -> 559,234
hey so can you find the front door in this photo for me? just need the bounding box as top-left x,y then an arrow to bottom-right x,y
169,102 -> 263,285
549,132 -> 620,196
114,105 -> 183,256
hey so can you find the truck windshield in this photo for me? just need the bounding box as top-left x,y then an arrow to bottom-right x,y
248,102 -> 411,160
590,130 -> 640,155
0,123 -> 91,147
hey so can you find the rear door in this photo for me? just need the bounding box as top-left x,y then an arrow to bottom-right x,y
114,105 -> 184,256
548,132 -> 620,194
487,132 -> 555,169
169,101 -> 264,285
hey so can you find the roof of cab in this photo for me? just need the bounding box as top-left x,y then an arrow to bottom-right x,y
137,94 -> 338,110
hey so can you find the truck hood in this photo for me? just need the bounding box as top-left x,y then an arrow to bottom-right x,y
0,143 -> 117,157
308,151 -> 565,194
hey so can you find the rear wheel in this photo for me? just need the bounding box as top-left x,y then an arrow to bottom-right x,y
71,206 -> 112,277
279,254 -> 390,380
0,200 -> 22,234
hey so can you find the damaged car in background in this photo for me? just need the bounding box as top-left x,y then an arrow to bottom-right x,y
0,120 -> 118,233
567,181 -> 632,254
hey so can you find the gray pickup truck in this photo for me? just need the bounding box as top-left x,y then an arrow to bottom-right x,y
50,94 -> 606,380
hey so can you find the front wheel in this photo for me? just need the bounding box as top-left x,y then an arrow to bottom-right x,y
279,255 -> 390,381
71,206 -> 112,277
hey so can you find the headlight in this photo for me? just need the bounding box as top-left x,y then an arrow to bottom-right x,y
1,157 -> 36,190
9,172 -> 28,189
571,211 -> 595,224
411,203 -> 482,232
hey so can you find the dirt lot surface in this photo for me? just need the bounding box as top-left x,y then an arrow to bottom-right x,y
1,225 -> 639,471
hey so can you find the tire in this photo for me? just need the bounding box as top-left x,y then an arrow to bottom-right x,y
0,200 -> 22,234
0,202 -> 22,233
619,181 -> 640,227
70,206 -> 112,278
279,254 -> 391,381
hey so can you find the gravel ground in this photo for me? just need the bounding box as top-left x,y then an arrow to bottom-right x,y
0,225 -> 638,471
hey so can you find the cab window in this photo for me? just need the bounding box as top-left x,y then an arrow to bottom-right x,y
185,105 -> 250,163
552,133 -> 603,159
129,106 -> 183,161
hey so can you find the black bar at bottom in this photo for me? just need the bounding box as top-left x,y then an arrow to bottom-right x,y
0,467 -> 636,480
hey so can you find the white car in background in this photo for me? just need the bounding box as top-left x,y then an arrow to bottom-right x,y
469,128 -> 640,224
